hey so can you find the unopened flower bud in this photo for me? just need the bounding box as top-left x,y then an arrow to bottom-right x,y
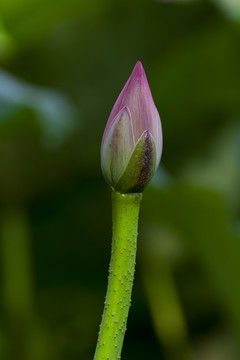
101,61 -> 163,194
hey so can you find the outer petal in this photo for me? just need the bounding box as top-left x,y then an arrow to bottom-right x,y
103,62 -> 144,136
115,130 -> 156,194
154,112 -> 163,171
103,61 -> 162,170
101,107 -> 134,186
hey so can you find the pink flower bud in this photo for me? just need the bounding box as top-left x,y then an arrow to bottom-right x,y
101,61 -> 163,193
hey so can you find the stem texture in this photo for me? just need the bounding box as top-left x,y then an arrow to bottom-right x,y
94,191 -> 142,360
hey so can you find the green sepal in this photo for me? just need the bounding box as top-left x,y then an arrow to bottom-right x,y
115,130 -> 156,194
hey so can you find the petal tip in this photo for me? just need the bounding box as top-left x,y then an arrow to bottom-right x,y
119,105 -> 131,118
131,60 -> 146,79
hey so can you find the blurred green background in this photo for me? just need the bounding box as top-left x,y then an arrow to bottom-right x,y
0,0 -> 240,359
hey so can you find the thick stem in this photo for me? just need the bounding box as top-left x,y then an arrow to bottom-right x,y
94,191 -> 142,360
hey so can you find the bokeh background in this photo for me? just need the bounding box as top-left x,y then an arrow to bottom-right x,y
0,0 -> 240,359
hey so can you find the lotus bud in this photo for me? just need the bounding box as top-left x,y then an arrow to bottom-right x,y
101,61 -> 163,194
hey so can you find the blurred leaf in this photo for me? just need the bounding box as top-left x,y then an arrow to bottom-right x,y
151,18 -> 240,167
0,20 -> 14,60
0,0 -> 109,47
180,123 -> 240,211
142,183 -> 240,347
212,0 -> 240,21
0,70 -> 78,148
0,71 -> 81,203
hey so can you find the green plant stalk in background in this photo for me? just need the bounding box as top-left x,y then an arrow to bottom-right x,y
94,191 -> 142,360
1,208 -> 34,358
1,209 -> 34,319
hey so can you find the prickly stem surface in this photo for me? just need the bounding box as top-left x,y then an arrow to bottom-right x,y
93,191 -> 142,360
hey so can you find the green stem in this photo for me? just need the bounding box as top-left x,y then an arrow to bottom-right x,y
1,207 -> 34,359
94,190 -> 142,360
1,208 -> 34,318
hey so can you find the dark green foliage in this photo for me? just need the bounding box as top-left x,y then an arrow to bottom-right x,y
0,0 -> 240,359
